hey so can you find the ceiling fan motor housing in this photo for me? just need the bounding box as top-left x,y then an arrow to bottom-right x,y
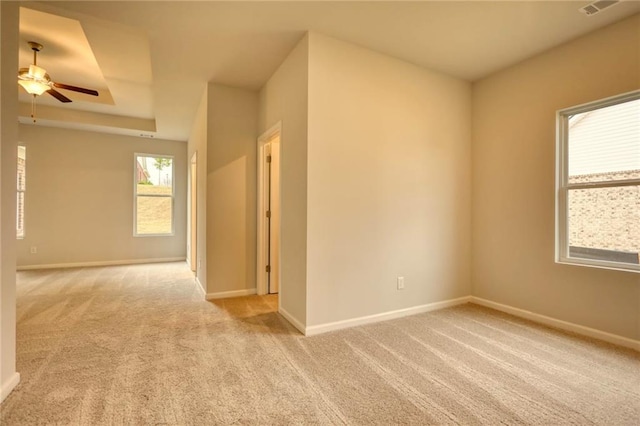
28,41 -> 43,52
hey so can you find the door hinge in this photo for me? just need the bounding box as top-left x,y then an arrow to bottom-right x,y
266,265 -> 271,273
266,210 -> 271,218
266,155 -> 272,163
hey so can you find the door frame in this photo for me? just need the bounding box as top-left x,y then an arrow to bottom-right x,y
257,122 -> 281,296
189,152 -> 197,272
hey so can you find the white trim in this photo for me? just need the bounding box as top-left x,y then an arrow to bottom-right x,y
470,297 -> 640,352
559,89 -> 640,116
256,137 -> 268,296
187,151 -> 198,272
278,307 -> 305,335
256,122 -> 282,296
297,295 -> 639,351
1,372 -> 20,403
305,296 -> 472,336
205,288 -> 257,300
556,257 -> 639,274
194,277 -> 205,297
133,153 -> 176,237
259,121 -> 283,144
17,145 -> 26,240
16,257 -> 185,271
555,90 -> 640,274
555,106 -> 569,263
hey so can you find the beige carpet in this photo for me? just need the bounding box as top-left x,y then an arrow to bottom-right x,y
1,262 -> 639,425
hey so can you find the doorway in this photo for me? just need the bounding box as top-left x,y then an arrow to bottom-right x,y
257,124 -> 281,295
189,152 -> 197,273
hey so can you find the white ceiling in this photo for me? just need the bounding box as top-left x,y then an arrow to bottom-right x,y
17,1 -> 640,141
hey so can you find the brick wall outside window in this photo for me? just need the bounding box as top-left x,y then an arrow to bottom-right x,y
568,169 -> 640,253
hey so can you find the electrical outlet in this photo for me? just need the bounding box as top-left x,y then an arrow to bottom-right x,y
397,276 -> 405,290
30,246 -> 37,254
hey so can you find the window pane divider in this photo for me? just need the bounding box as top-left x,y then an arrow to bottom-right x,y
567,178 -> 640,190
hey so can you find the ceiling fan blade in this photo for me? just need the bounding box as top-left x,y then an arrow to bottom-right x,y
47,88 -> 72,103
53,82 -> 99,96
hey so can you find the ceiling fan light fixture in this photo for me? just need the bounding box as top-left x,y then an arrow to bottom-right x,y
28,64 -> 47,79
18,65 -> 52,95
18,79 -> 50,96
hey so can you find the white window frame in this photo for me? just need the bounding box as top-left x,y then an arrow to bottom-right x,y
556,90 -> 640,273
17,145 -> 26,239
133,153 -> 175,237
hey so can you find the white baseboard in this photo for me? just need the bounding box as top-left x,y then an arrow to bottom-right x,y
17,257 -> 186,271
1,372 -> 20,403
471,297 -> 640,352
305,296 -> 472,336
205,288 -> 257,300
278,307 -> 306,335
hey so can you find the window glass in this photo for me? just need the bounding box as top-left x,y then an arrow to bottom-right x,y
134,155 -> 174,236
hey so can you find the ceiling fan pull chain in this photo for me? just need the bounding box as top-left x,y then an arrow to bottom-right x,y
31,94 -> 37,123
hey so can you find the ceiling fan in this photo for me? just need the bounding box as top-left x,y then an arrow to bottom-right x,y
18,41 -> 99,103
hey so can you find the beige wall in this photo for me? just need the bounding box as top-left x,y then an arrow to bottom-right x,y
472,15 -> 640,340
16,125 -> 187,267
258,34 -> 309,326
207,84 -> 258,295
187,88 -> 208,292
306,33 -> 472,326
0,0 -> 19,401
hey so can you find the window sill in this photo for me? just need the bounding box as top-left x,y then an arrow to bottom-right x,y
557,257 -> 640,274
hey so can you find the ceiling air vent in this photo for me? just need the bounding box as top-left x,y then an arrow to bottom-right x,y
580,1 -> 620,16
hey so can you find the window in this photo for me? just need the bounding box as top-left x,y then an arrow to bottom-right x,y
17,146 -> 26,239
556,91 -> 640,272
134,154 -> 174,236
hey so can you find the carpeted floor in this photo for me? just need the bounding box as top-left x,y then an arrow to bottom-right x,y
1,262 -> 639,425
